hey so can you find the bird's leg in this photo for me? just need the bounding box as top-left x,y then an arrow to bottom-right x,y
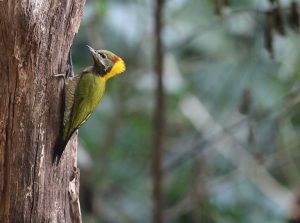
54,73 -> 67,78
54,46 -> 74,79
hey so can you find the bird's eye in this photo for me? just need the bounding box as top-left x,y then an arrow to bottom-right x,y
99,52 -> 107,59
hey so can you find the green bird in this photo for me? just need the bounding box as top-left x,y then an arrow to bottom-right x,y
53,46 -> 126,163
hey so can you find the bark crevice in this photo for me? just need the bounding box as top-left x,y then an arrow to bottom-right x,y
29,138 -> 40,223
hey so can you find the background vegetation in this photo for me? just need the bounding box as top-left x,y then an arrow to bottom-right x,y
73,0 -> 300,222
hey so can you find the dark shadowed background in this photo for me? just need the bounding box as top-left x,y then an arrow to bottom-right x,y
73,0 -> 300,222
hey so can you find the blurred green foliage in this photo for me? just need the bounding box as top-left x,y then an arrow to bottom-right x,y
73,0 -> 300,222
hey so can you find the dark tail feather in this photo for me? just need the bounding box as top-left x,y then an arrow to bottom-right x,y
52,136 -> 68,165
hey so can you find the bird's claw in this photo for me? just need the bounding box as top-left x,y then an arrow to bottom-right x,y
54,73 -> 66,78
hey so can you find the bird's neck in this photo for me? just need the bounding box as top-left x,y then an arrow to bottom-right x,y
93,62 -> 109,77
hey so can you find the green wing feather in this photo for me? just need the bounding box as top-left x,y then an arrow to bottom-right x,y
63,75 -> 81,134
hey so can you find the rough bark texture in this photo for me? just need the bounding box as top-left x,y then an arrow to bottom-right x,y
0,1 -> 85,222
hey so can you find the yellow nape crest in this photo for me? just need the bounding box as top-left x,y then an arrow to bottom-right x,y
104,57 -> 126,81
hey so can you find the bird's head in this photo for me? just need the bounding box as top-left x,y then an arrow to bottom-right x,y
87,45 -> 126,80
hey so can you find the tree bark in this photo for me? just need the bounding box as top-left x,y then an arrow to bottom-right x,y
0,1 -> 85,222
152,0 -> 165,223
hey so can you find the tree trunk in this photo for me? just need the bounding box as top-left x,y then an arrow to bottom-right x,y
152,0 -> 165,223
0,1 -> 85,222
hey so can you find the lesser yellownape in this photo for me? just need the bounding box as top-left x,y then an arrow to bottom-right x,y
53,46 -> 126,164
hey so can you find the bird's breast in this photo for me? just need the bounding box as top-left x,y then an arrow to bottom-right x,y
87,76 -> 106,110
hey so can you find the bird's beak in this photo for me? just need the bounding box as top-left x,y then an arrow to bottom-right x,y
86,45 -> 96,54
87,45 -> 97,58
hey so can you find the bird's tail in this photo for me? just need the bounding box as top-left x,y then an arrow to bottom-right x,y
52,136 -> 68,165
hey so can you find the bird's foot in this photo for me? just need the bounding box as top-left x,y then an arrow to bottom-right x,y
54,73 -> 66,78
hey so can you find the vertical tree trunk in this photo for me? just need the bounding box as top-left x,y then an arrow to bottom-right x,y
0,1 -> 85,222
152,0 -> 165,223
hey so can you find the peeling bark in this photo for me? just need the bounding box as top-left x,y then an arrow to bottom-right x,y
0,0 -> 85,222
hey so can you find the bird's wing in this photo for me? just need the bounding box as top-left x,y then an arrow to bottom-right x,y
63,72 -> 97,140
63,75 -> 81,128
53,75 -> 82,164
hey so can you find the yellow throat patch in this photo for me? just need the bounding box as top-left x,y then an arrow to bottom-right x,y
104,57 -> 126,81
